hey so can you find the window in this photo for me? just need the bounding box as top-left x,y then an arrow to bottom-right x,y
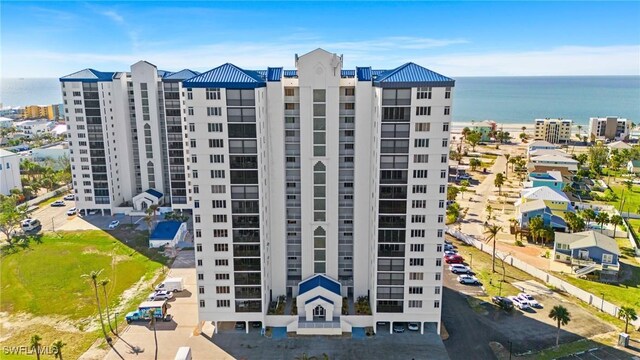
409,272 -> 424,280
211,185 -> 226,193
440,170 -> 447,179
206,88 -> 221,100
410,258 -> 424,266
216,286 -> 230,294
415,123 -> 430,132
208,123 -> 223,132
189,123 -> 195,132
196,243 -> 202,252
411,215 -> 425,223
195,215 -> 201,223
441,154 -> 448,163
408,300 -> 423,308
602,253 -> 614,263
191,155 -> 198,163
209,139 -> 224,148
215,259 -> 229,266
439,185 -> 446,193
442,138 -> 448,147
413,170 -> 428,178
197,259 -> 202,266
435,273 -> 441,280
199,300 -> 206,308
437,215 -> 444,223
194,200 -> 200,208
345,88 -> 355,96
437,229 -> 444,238
412,200 -> 426,208
187,89 -> 193,99
414,139 -> 429,147
444,106 -> 450,115
410,244 -> 424,251
413,185 -> 427,193
213,214 -> 227,222
416,106 -> 431,116
207,107 -> 222,116
188,107 -> 194,115
211,154 -> 224,163
435,286 -> 441,295
190,139 -> 197,148
439,200 -> 445,208
443,122 -> 450,131
284,88 -> 295,96
409,287 -> 423,294
217,300 -> 230,308
199,286 -> 205,294
213,230 -> 228,238
445,87 -> 451,99
198,273 -> 204,280
195,230 -> 202,238
212,200 -> 226,208
211,170 -> 225,178
215,273 -> 230,280
436,258 -> 442,266
192,170 -> 198,179
434,300 -> 440,308
417,87 -> 432,99
214,244 -> 229,252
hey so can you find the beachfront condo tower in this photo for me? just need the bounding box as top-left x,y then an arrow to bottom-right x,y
588,116 -> 631,142
59,48 -> 454,335
533,118 -> 572,144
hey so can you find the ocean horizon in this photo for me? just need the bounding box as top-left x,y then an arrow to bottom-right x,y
1,75 -> 638,125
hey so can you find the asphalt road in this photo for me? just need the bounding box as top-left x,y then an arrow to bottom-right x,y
30,198 -> 76,232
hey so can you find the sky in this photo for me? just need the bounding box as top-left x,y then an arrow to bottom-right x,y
1,1 -> 639,78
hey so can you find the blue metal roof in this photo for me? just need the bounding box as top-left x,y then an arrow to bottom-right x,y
182,63 -> 266,89
341,70 -> 355,78
298,274 -> 341,296
150,221 -> 183,240
304,295 -> 334,305
60,68 -> 115,82
145,189 -> 163,198
356,67 -> 372,81
267,67 -> 283,82
373,63 -> 454,87
283,70 -> 298,78
157,70 -> 170,77
163,69 -> 200,81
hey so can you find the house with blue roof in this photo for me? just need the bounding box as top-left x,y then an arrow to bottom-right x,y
149,220 -> 188,248
524,171 -> 567,192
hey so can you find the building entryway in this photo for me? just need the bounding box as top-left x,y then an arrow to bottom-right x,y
313,305 -> 325,320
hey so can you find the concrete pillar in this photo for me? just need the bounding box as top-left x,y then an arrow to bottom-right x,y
245,321 -> 249,334
214,321 -> 218,334
389,322 -> 393,334
420,322 -> 424,335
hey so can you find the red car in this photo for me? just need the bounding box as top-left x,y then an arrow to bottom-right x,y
444,254 -> 464,264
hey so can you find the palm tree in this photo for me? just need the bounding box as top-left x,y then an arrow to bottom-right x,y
549,305 -> 571,347
469,158 -> 481,171
146,204 -> 160,224
619,306 -> 638,334
484,224 -> 503,273
485,205 -> 494,223
144,214 -> 153,235
52,340 -> 66,360
494,173 -> 505,195
609,215 -> 623,238
595,212 -> 609,233
100,279 -> 115,334
459,180 -> 469,199
580,208 -> 596,226
577,125 -> 583,138
504,154 -> 511,177
81,269 -> 110,343
147,309 -> 159,360
30,334 -> 42,360
528,217 -> 544,244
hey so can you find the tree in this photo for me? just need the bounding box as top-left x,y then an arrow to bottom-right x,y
52,340 -> 66,360
146,204 -> 160,225
484,224 -> 503,273
147,308 -> 159,360
469,158 -> 482,171
100,279 -> 115,334
0,195 -> 29,245
521,126 -> 527,133
504,154 -> 511,177
486,205 -> 494,222
624,180 -> 633,192
494,173 -> 505,195
575,153 -> 588,168
540,226 -> 555,245
459,180 -> 469,199
519,132 -> 527,141
580,208 -> 596,225
577,125 -> 583,138
588,145 -> 608,176
549,305 -> 571,346
447,202 -> 461,223
465,130 -> 482,152
144,214 -> 153,235
609,215 -> 623,238
562,183 -> 574,195
528,217 -> 544,244
619,306 -> 638,334
595,212 -> 609,233
81,270 -> 110,344
30,334 -> 42,360
447,186 -> 460,201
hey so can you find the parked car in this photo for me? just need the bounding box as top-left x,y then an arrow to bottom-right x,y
251,321 -> 262,328
66,207 -> 77,216
456,173 -> 471,180
457,274 -> 480,285
108,220 -> 120,229
148,290 -> 173,301
407,323 -> 420,331
392,323 -> 405,333
63,194 -> 75,200
50,200 -> 65,207
449,264 -> 472,274
492,296 -> 514,311
444,243 -> 457,250
444,250 -> 458,256
21,219 -> 41,232
235,321 -> 246,330
508,296 -> 530,310
517,293 -> 541,308
444,239 -> 452,245
88,209 -> 99,215
444,254 -> 464,264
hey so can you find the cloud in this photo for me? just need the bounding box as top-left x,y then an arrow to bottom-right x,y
3,38 -> 639,77
101,10 -> 125,24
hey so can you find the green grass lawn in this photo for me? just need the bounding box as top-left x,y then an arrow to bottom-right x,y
0,230 -> 168,359
448,236 -> 537,298
607,183 -> 640,214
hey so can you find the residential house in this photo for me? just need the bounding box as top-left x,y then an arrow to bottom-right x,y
0,149 -> 22,195
470,120 -> 496,142
529,155 -> 579,172
527,140 -> 559,156
524,171 -> 566,192
627,160 -> 640,175
607,141 -> 632,151
528,149 -> 571,158
516,199 -> 568,231
553,231 -> 620,280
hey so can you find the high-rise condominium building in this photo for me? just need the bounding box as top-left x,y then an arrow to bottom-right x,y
533,118 -> 572,144
59,49 -> 453,335
588,116 -> 631,142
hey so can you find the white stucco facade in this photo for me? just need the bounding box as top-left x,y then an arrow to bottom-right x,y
0,149 -> 22,195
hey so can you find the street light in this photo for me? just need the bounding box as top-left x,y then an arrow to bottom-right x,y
468,252 -> 473,268
114,311 -> 119,335
601,292 -> 605,312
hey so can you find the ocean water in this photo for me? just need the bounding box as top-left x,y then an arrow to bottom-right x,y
1,76 -> 639,124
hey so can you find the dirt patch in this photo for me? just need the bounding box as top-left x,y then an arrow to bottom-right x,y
0,311 -> 88,342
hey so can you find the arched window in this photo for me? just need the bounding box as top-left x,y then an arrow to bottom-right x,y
314,161 -> 326,172
314,226 -> 326,236
147,161 -> 156,189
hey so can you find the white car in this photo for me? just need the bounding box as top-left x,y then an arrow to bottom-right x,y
66,208 -> 77,216
50,200 -> 65,207
517,293 -> 541,308
407,323 -> 420,331
449,264 -> 472,274
148,291 -> 173,301
508,296 -> 530,310
108,220 -> 120,229
457,274 -> 479,285
63,194 -> 75,200
444,250 -> 458,256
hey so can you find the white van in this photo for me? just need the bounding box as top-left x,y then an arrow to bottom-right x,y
22,219 -> 41,232
174,347 -> 191,360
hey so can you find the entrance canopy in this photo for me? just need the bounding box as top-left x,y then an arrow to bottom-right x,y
132,189 -> 163,211
296,274 -> 342,322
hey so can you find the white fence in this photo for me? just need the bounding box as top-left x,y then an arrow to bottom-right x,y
26,184 -> 71,207
446,228 -> 640,330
